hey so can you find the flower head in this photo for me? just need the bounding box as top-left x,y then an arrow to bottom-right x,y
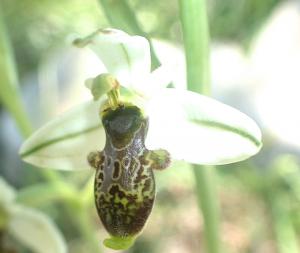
20,28 -> 262,170
19,28 -> 262,250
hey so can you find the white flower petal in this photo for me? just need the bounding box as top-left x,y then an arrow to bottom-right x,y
0,177 -> 16,205
78,28 -> 151,90
136,65 -> 174,98
8,205 -> 67,253
19,100 -> 105,170
146,88 -> 262,165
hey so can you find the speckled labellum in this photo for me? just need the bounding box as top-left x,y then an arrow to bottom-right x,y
87,85 -> 170,250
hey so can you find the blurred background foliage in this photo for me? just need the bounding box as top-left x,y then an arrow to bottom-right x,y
1,0 -> 280,76
2,0 -> 300,253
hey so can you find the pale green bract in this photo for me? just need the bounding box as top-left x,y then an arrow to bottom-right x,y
19,28 -> 262,170
0,177 -> 67,253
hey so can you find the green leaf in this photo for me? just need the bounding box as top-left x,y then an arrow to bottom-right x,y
8,205 -> 67,253
146,88 -> 262,165
19,100 -> 105,170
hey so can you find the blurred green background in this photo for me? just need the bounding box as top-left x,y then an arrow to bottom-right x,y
2,0 -> 300,252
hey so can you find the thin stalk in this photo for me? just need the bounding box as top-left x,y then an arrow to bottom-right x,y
107,88 -> 120,109
0,8 -> 32,138
179,0 -> 210,94
193,168 -> 221,253
179,1 -> 221,253
98,0 -> 160,70
264,185 -> 299,253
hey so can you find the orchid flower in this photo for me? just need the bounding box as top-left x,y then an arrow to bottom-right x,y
0,177 -> 67,253
19,28 -> 262,250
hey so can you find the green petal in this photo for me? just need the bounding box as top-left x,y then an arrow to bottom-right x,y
19,100 -> 105,170
8,205 -> 67,253
146,88 -> 262,165
74,28 -> 151,90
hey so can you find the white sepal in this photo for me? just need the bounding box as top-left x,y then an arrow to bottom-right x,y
146,88 -> 262,165
19,100 -> 105,170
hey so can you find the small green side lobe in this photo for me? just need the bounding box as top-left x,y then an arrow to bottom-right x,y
104,236 -> 135,250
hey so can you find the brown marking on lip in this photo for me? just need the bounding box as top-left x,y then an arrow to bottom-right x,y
112,161 -> 121,179
122,157 -> 130,168
142,178 -> 151,194
107,156 -> 112,167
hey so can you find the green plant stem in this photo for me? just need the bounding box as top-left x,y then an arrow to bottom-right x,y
179,0 -> 210,94
264,184 -> 299,253
0,8 -> 32,138
193,168 -> 221,253
98,0 -> 160,70
179,1 -> 221,253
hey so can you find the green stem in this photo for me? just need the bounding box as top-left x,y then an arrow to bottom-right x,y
193,168 -> 221,253
107,88 -> 120,109
265,185 -> 299,253
0,7 -> 32,138
179,1 -> 221,253
98,0 -> 160,70
179,0 -> 211,94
